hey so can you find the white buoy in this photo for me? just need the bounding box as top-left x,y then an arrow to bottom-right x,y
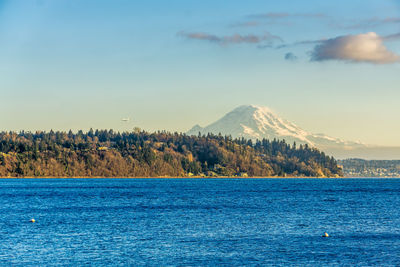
30,218 -> 36,223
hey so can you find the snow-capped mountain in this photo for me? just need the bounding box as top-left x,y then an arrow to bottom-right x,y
187,105 -> 377,158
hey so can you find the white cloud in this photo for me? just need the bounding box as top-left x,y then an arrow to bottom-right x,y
311,32 -> 400,64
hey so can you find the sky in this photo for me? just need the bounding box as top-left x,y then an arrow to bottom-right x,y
1,0 -> 400,146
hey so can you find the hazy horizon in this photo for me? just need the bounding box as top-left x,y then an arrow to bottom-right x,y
1,0 -> 400,146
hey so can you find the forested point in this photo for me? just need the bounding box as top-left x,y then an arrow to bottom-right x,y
0,129 -> 343,178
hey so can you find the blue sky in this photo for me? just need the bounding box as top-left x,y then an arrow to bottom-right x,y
1,0 -> 400,145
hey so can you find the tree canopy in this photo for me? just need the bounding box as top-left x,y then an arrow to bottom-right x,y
0,130 -> 342,178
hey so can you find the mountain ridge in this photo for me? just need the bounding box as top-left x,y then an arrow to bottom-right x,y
187,105 -> 400,159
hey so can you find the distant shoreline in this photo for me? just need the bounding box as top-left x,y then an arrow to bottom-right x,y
0,176 -> 332,179
1,176 -> 397,179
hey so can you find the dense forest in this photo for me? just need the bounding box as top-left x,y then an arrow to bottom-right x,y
0,130 -> 342,178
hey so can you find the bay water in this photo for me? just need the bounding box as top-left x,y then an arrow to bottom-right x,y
0,178 -> 399,266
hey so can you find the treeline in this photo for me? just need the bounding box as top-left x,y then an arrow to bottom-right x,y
0,130 -> 342,177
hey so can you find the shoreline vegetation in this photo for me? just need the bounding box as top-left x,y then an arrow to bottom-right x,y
0,129 -> 343,178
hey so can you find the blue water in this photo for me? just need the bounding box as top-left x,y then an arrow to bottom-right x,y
0,179 -> 399,266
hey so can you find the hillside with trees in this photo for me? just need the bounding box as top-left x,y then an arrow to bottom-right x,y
0,130 -> 343,178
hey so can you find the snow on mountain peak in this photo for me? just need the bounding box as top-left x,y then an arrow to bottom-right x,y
187,105 -> 368,157
231,105 -> 274,116
188,105 -> 311,144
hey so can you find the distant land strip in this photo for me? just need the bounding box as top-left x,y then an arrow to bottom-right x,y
339,159 -> 400,178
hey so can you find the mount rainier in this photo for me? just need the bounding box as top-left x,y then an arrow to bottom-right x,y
187,105 -> 399,159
